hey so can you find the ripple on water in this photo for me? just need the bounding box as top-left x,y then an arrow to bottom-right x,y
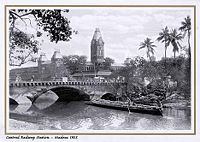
76,118 -> 93,130
9,101 -> 191,130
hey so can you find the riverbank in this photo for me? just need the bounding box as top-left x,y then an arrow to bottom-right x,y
163,100 -> 190,109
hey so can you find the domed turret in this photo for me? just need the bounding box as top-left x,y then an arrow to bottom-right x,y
50,50 -> 64,81
51,50 -> 63,61
38,53 -> 48,65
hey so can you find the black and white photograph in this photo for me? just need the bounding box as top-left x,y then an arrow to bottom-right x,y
6,6 -> 195,133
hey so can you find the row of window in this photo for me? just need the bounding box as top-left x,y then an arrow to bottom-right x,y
85,66 -> 94,71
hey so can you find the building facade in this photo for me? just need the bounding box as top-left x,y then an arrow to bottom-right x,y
9,28 -> 123,82
9,51 -> 68,82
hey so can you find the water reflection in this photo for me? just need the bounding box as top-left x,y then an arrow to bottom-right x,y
9,104 -> 18,111
163,108 -> 191,119
34,91 -> 58,110
9,101 -> 191,130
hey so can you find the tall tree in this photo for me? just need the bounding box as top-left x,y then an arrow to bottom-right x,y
179,16 -> 191,95
157,26 -> 170,59
63,55 -> 87,74
104,57 -> 114,70
9,9 -> 74,66
169,29 -> 183,58
179,16 -> 191,59
139,38 -> 156,61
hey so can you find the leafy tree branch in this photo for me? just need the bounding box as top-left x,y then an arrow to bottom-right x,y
9,9 -> 74,66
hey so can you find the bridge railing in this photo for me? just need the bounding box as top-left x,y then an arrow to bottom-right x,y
9,80 -> 125,87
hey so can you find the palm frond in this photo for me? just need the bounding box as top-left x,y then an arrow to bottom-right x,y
140,41 -> 145,45
177,41 -> 183,49
179,16 -> 191,32
157,36 -> 163,41
139,46 -> 145,50
171,41 -> 179,52
149,41 -> 154,44
179,26 -> 186,31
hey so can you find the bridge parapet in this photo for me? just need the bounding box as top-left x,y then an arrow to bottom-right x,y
9,81 -> 125,87
9,81 -> 126,103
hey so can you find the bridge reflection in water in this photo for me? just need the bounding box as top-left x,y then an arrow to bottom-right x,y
9,95 -> 191,130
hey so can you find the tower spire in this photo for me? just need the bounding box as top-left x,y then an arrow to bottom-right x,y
92,28 -> 102,40
91,28 -> 104,63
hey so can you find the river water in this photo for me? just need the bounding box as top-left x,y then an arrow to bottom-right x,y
9,100 -> 191,130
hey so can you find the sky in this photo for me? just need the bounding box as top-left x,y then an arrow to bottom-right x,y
12,7 -> 192,68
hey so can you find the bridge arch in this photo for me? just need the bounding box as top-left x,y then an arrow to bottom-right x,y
101,92 -> 117,101
10,81 -> 125,104
9,97 -> 18,105
48,86 -> 90,102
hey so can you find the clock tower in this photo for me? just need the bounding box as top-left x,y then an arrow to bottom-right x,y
51,50 -> 64,80
91,28 -> 104,64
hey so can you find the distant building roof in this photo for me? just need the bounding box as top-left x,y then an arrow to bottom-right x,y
97,70 -> 112,76
10,66 -> 38,72
85,62 -> 94,66
96,58 -> 105,63
85,62 -> 124,67
112,62 -> 124,67
51,51 -> 63,59
72,70 -> 112,77
38,54 -> 48,62
9,61 -> 38,70
42,60 -> 51,64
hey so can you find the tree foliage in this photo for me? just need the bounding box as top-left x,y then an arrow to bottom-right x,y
31,9 -> 72,43
111,55 -> 190,99
103,57 -> 114,70
9,9 -> 74,66
9,29 -> 39,66
157,26 -> 170,59
179,16 -> 191,59
63,55 -> 87,74
169,29 -> 183,58
110,16 -> 192,101
179,16 -> 191,88
111,56 -> 146,84
139,38 -> 156,61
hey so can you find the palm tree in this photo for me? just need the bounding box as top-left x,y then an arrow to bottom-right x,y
169,29 -> 183,58
179,16 -> 191,59
139,38 -> 156,61
157,26 -> 170,59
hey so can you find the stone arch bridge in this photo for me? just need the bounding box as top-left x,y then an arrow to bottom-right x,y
9,81 -> 125,104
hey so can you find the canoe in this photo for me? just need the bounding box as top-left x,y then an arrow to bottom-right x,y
85,99 -> 163,116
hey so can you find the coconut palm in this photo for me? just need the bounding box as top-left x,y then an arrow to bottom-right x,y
179,16 -> 191,59
169,29 -> 183,58
157,26 -> 170,59
139,38 -> 156,61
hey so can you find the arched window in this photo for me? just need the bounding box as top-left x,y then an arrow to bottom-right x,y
99,48 -> 102,56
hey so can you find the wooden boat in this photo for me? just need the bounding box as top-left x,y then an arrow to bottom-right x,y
85,99 -> 163,116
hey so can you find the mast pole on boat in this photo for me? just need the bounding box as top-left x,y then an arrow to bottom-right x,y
124,82 -> 132,114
